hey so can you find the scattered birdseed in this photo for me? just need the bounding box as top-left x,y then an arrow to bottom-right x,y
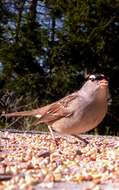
0,131 -> 119,189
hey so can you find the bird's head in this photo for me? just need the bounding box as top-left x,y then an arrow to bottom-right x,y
88,74 -> 108,89
80,74 -> 109,100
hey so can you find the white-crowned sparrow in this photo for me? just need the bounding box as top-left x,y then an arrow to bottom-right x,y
2,74 -> 109,141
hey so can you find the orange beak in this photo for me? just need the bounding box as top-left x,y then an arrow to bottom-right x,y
99,79 -> 108,88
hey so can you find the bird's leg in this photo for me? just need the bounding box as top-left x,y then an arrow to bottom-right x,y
48,125 -> 55,141
48,126 -> 59,146
72,134 -> 89,145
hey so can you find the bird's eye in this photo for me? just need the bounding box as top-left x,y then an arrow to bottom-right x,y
88,74 -> 106,81
88,75 -> 96,81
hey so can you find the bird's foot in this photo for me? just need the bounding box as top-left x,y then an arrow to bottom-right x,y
71,135 -> 89,145
48,126 -> 61,147
52,137 -> 61,146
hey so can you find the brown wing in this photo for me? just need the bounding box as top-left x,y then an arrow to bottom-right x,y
59,92 -> 78,106
2,92 -> 78,125
33,92 -> 78,125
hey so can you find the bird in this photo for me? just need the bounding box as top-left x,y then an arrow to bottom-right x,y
2,74 -> 109,143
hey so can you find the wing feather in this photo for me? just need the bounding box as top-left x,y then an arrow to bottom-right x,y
2,92 -> 78,125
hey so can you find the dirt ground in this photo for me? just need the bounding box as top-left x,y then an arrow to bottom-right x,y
0,130 -> 119,190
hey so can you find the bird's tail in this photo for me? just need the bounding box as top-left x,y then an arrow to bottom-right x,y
2,109 -> 39,117
1,104 -> 50,118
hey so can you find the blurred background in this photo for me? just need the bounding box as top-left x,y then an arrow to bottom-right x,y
0,0 -> 119,135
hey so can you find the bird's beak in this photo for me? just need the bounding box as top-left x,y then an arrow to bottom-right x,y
99,79 -> 108,88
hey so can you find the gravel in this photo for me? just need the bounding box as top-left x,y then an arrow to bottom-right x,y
0,131 -> 119,190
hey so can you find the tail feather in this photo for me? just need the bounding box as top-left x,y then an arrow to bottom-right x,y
2,111 -> 33,117
2,104 -> 50,118
2,109 -> 41,117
